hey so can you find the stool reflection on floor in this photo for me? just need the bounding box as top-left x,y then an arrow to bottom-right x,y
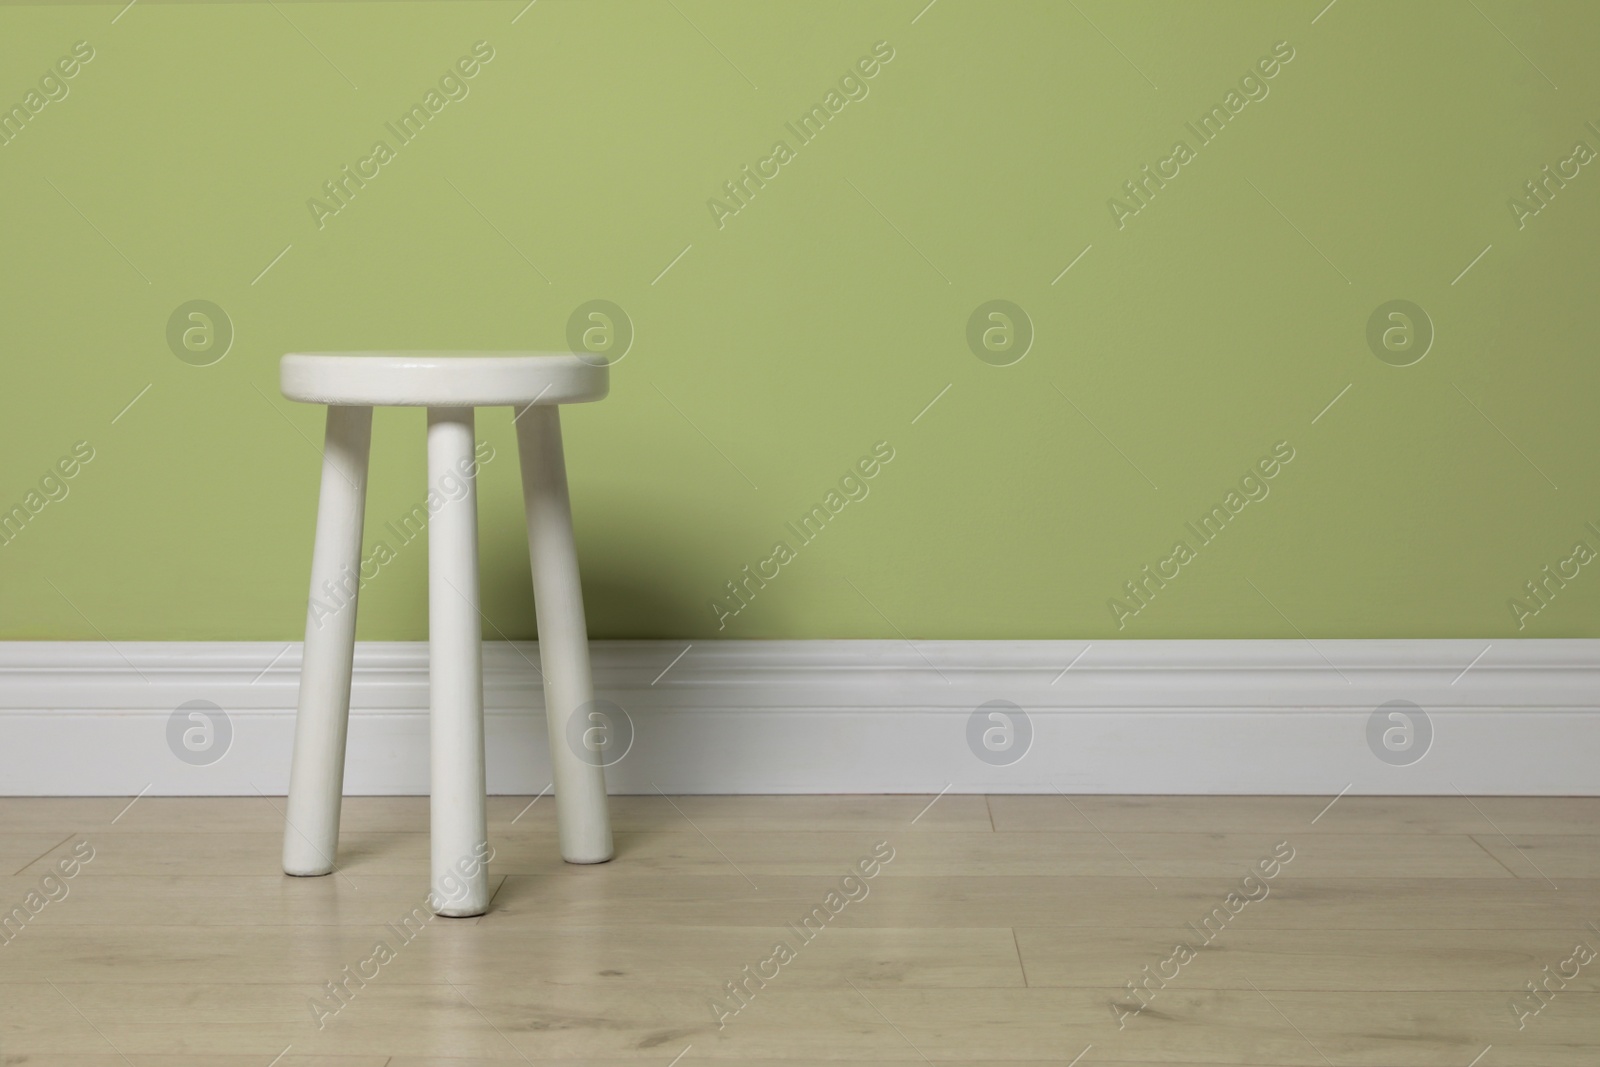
278,352 -> 614,916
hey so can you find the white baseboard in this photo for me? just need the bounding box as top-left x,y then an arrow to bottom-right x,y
0,639 -> 1596,795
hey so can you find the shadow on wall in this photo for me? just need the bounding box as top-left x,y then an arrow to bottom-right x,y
475,497 -> 786,641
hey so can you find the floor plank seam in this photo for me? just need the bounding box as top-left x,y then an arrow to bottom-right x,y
11,831 -> 76,876
1011,926 -> 1030,987
1468,832 -> 1528,879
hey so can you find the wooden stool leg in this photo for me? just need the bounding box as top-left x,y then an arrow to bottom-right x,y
516,405 -> 614,863
426,407 -> 491,916
283,405 -> 372,877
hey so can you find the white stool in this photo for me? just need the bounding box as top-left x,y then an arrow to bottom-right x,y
278,352 -> 614,916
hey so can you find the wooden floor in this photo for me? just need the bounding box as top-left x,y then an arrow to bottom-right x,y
0,795 -> 1595,1065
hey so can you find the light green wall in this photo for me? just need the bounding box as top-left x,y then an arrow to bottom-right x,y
2,0 -> 1597,641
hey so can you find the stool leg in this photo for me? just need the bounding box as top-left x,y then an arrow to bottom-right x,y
516,404 -> 614,864
426,407 -> 491,916
283,405 -> 372,877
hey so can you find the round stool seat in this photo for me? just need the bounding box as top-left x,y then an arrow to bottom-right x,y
281,352 -> 608,407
